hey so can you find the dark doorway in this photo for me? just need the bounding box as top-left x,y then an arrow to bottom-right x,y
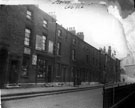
0,48 -> 8,88
8,60 -> 19,84
47,65 -> 52,82
62,66 -> 67,82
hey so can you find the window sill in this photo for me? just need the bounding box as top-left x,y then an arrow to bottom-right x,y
24,45 -> 32,49
36,49 -> 48,53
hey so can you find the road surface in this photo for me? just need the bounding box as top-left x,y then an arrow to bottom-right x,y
2,88 -> 103,108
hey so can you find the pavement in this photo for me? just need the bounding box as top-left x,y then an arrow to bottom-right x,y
1,82 -> 103,101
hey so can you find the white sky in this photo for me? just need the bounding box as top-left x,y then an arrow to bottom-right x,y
39,0 -> 129,59
0,0 -> 130,59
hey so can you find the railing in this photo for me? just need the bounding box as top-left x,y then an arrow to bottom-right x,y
110,91 -> 135,108
103,83 -> 135,108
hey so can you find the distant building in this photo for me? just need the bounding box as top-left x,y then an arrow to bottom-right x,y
120,54 -> 135,82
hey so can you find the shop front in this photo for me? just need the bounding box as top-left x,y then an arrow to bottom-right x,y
0,48 -> 8,88
36,55 -> 54,83
36,57 -> 47,82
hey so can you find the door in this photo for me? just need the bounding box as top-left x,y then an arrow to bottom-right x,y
8,60 -> 19,84
47,65 -> 52,82
0,48 -> 8,88
62,66 -> 67,82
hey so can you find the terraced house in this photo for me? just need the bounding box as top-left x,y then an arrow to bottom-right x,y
0,5 -> 120,88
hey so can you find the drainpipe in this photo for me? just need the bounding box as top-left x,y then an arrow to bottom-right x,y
54,22 -> 57,82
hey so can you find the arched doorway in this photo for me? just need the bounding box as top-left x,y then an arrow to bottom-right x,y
0,48 -> 8,88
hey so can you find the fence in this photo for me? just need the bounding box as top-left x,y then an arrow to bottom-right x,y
103,83 -> 135,108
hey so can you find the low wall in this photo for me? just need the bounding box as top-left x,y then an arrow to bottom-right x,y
103,83 -> 135,108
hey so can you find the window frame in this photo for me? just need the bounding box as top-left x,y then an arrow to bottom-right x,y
42,35 -> 47,51
57,42 -> 61,55
48,40 -> 54,54
24,28 -> 31,46
37,58 -> 47,78
57,29 -> 62,37
43,19 -> 48,28
26,10 -> 32,20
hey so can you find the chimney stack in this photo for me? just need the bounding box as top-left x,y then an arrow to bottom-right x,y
108,46 -> 112,56
48,12 -> 57,20
103,46 -> 106,54
77,32 -> 84,40
67,27 -> 76,35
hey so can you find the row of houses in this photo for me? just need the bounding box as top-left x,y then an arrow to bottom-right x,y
0,5 -> 120,87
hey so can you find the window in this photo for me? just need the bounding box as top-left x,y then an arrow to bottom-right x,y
26,10 -> 32,19
35,35 -> 47,51
57,42 -> 61,55
43,19 -> 48,28
42,35 -> 47,51
72,49 -> 75,61
48,40 -> 54,54
37,59 -> 46,78
24,28 -> 31,46
57,29 -> 62,37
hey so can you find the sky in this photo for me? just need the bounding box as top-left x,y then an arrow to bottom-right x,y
107,0 -> 135,58
38,0 -> 131,59
0,0 -> 134,59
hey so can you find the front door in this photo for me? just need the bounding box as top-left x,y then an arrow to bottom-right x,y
8,60 -> 19,84
0,48 -> 8,88
62,66 -> 67,82
47,65 -> 52,82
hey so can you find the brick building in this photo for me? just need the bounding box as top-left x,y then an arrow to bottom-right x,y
0,5 -> 120,88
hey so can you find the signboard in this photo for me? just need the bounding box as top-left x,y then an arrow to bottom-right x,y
48,40 -> 54,54
32,54 -> 37,65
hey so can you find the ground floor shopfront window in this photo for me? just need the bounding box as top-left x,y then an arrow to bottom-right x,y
37,58 -> 47,81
